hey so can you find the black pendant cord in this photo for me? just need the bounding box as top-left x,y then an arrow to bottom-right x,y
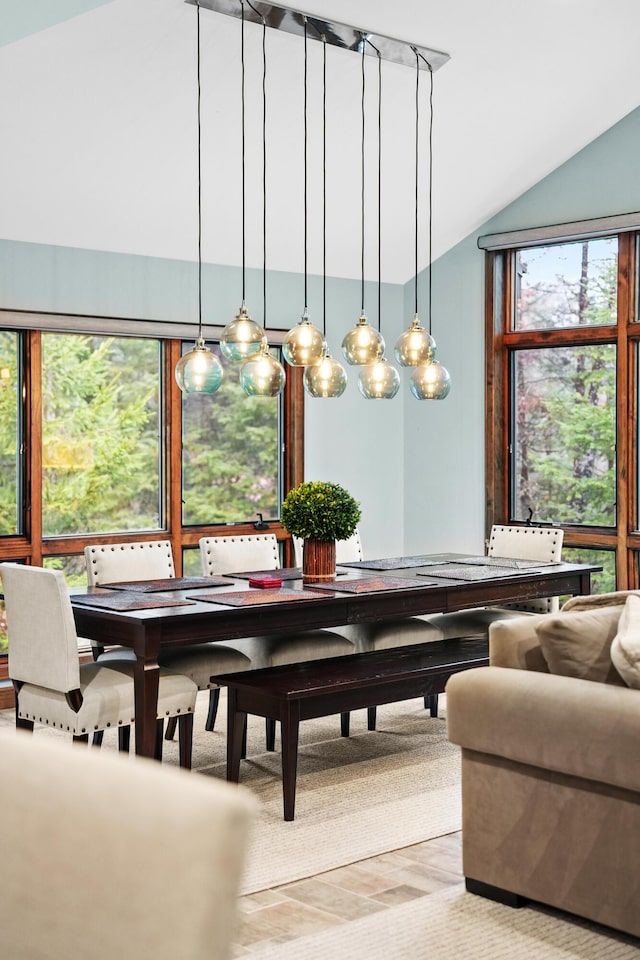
303,17 -> 308,315
322,35 -> 327,337
414,48 -> 419,320
240,0 -> 246,304
196,0 -> 203,339
245,0 -> 267,329
360,35 -> 366,314
416,51 -> 434,334
375,45 -> 382,333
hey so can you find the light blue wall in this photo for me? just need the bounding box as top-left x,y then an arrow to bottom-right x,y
403,104 -> 640,555
0,239 -> 407,558
0,0 -> 114,47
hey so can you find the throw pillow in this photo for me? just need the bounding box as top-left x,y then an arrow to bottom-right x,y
611,594 -> 640,689
561,590 -> 640,613
536,605 -> 625,684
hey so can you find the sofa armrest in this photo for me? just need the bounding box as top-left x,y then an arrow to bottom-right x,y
489,615 -> 549,672
446,666 -> 640,794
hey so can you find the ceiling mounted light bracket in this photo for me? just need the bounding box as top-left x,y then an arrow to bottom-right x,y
187,0 -> 450,72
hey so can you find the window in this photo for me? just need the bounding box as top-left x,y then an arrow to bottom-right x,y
181,345 -> 281,525
0,320 -> 303,697
484,224 -> 637,595
41,334 -> 162,536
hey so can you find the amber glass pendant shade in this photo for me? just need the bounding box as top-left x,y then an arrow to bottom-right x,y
358,357 -> 400,399
341,315 -> 384,366
240,342 -> 286,397
282,314 -> 327,366
220,303 -> 267,362
394,315 -> 435,367
303,353 -> 347,398
175,338 -> 224,394
410,359 -> 451,400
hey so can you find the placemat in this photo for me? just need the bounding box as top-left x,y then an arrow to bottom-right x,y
71,592 -> 196,611
455,556 -> 553,570
338,556 -> 440,570
308,576 -> 430,594
188,589 -> 334,606
102,576 -> 228,592
417,564 -> 532,582
227,568 -> 304,581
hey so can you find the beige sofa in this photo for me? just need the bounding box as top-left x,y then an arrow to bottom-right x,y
0,729 -> 256,960
446,592 -> 640,938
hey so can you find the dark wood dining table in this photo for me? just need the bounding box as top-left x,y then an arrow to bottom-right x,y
69,553 -> 599,759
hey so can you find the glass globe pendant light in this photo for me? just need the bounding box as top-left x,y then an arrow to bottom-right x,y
220,0 -> 266,364
304,36 -> 347,399
240,341 -> 286,397
283,20 -> 326,368
394,52 -> 435,369
357,44 -> 399,400
342,37 -> 384,368
175,0 -> 223,396
239,8 -> 286,398
407,50 -> 451,400
410,357 -> 451,399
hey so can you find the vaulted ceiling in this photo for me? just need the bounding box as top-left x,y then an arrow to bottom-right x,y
2,0 -> 640,284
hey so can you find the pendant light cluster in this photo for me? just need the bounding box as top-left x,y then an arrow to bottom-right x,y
395,49 -> 451,401
176,2 -> 450,404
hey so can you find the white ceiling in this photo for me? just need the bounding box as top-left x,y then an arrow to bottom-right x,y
2,0 -> 640,284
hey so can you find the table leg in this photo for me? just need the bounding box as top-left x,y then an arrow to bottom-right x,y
133,625 -> 161,759
226,687 -> 246,783
281,702 -> 300,822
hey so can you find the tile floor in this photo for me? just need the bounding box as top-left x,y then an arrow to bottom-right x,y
232,831 -> 463,956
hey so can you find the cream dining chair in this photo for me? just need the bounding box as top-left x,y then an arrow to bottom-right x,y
1,563 -> 197,767
84,541 -> 253,743
426,524 -> 565,640
295,530 -> 444,728
200,534 -> 356,747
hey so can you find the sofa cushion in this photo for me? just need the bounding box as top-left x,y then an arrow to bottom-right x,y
611,594 -> 640,689
561,590 -> 640,613
535,605 -> 625,685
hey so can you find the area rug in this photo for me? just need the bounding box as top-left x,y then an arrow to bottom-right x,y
247,886 -> 640,960
1,691 -> 461,896
189,692 -> 461,894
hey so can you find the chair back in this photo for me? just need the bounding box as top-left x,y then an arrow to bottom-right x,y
199,534 -> 279,575
488,524 -> 564,613
1,563 -> 80,693
85,540 -> 175,586
292,530 -> 363,567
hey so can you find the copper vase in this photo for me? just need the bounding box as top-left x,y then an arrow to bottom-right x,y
302,539 -> 336,582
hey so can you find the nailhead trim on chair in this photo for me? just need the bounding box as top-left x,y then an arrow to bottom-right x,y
85,541 -> 175,585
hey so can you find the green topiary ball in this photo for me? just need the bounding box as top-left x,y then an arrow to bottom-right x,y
281,481 -> 361,542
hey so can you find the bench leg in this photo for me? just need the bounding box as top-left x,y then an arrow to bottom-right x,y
226,687 -> 246,783
367,706 -> 377,730
266,717 -> 276,751
281,703 -> 301,822
340,711 -> 350,737
205,687 -> 221,731
425,694 -> 439,717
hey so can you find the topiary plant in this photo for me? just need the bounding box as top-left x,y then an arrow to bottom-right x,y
281,481 -> 361,542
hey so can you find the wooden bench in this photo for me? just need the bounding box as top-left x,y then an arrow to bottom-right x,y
215,638 -> 489,821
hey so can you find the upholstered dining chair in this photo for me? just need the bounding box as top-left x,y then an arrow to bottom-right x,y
84,541 -> 253,744
199,534 -> 356,747
426,524 -> 565,640
422,524 -> 564,718
306,529 -> 444,728
0,562 -> 197,767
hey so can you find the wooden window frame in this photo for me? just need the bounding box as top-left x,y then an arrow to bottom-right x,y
485,230 -> 639,589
